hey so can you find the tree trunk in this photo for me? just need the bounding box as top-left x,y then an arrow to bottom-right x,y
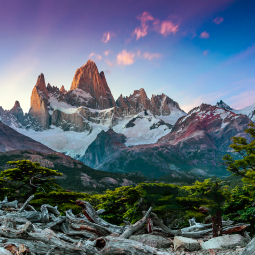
211,210 -> 222,237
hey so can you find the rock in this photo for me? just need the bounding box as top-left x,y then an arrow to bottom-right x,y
173,236 -> 201,251
82,129 -> 127,169
60,85 -> 67,94
0,247 -> 12,255
70,60 -> 116,109
241,236 -> 255,255
29,73 -> 50,128
201,234 -> 249,250
129,234 -> 172,248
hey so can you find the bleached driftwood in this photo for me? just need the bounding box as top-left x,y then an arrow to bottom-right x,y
0,197 -> 251,255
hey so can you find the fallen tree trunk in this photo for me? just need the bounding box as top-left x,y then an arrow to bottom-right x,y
120,207 -> 153,239
94,236 -> 171,255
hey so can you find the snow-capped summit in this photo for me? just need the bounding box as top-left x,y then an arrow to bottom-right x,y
215,100 -> 233,111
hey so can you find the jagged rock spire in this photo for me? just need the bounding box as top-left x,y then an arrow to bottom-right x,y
70,60 -> 116,109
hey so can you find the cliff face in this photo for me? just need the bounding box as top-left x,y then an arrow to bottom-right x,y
70,60 -> 116,109
29,73 -> 50,128
115,90 -> 186,122
83,129 -> 127,168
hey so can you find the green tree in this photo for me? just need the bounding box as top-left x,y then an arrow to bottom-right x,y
183,178 -> 229,237
0,160 -> 62,200
223,122 -> 255,184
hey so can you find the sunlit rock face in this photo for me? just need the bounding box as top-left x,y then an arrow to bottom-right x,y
69,59 -> 116,109
29,73 -> 50,128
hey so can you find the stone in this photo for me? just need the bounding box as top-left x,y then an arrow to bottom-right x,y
60,85 -> 67,94
129,234 -> 172,248
70,60 -> 116,109
201,234 -> 249,250
173,236 -> 201,251
29,73 -> 50,128
0,247 -> 13,255
241,236 -> 255,255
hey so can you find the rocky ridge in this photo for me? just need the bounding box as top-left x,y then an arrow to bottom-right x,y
83,104 -> 252,178
0,59 -> 255,179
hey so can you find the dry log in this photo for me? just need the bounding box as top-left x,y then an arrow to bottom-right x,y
94,236 -> 171,255
150,212 -> 181,236
0,218 -> 32,239
65,209 -> 112,236
120,207 -> 153,239
222,223 -> 250,234
76,201 -> 126,234
19,195 -> 34,213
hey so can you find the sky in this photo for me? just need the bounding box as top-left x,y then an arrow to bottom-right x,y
0,0 -> 255,113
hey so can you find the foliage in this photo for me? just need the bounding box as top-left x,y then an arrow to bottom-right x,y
0,160 -> 62,200
223,122 -> 255,184
223,184 -> 255,234
31,189 -> 93,215
182,178 -> 229,215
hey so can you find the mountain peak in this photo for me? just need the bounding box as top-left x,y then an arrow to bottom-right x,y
35,73 -> 48,97
70,61 -> 116,109
13,100 -> 21,109
60,85 -> 67,94
215,100 -> 233,110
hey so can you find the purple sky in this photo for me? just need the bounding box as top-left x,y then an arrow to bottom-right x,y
0,0 -> 255,113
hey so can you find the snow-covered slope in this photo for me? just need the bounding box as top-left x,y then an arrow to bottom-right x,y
15,109 -> 173,159
232,103 -> 255,121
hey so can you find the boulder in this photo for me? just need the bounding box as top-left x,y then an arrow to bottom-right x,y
173,236 -> 201,251
0,248 -> 12,255
201,234 -> 249,250
241,236 -> 255,255
129,234 -> 172,248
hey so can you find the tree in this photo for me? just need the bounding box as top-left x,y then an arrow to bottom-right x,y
223,122 -> 255,184
0,160 -> 62,200
183,178 -> 229,237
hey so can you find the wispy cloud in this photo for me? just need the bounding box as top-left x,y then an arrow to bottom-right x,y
133,12 -> 154,40
203,50 -> 208,56
159,20 -> 179,36
104,50 -> 113,56
142,52 -> 162,60
227,90 -> 255,109
116,50 -> 162,65
213,17 -> 224,25
89,52 -> 102,61
132,12 -> 179,40
199,31 -> 210,39
102,32 -> 116,43
105,59 -> 114,67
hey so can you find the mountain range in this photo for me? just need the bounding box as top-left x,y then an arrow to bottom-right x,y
0,59 -> 254,180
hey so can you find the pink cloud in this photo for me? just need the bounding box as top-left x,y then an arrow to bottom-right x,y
105,60 -> 113,66
213,17 -> 224,25
102,32 -> 116,43
117,50 -> 136,65
200,31 -> 210,39
203,50 -> 208,56
133,12 -> 154,40
104,50 -> 112,56
116,50 -> 162,65
142,52 -> 162,60
89,52 -> 102,61
159,20 -> 179,36
102,32 -> 111,43
132,12 -> 179,40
